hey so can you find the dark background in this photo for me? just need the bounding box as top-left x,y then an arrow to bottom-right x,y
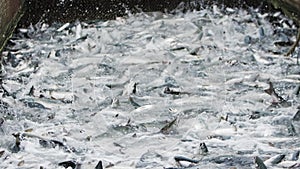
18,0 -> 275,27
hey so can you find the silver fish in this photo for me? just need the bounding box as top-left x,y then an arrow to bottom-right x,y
264,154 -> 285,165
199,142 -> 208,155
57,23 -> 70,32
160,117 -> 177,134
254,156 -> 267,169
291,150 -> 300,161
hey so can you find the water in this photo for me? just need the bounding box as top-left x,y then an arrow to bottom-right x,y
0,6 -> 300,169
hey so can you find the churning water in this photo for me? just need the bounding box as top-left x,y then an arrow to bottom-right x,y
0,5 -> 300,169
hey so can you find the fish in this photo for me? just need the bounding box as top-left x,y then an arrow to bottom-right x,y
164,87 -> 191,95
264,154 -> 285,165
111,97 -> 120,108
199,142 -> 208,155
0,118 -> 4,126
122,80 -> 138,96
259,27 -> 265,39
13,132 -> 75,153
0,150 -> 4,158
132,82 -> 138,94
28,85 -> 35,96
264,81 -> 291,107
164,86 -> 181,95
160,117 -> 177,134
11,133 -> 21,153
128,96 -> 141,108
22,100 -> 50,109
287,122 -> 297,136
254,156 -> 267,169
174,156 -> 200,164
56,23 -> 71,32
293,109 -> 300,121
18,160 -> 25,166
95,160 -> 103,169
58,160 -> 76,169
291,150 -> 300,161
75,22 -> 82,40
292,84 -> 300,95
292,108 -> 300,135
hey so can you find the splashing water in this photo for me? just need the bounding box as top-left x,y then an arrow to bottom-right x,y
0,5 -> 300,169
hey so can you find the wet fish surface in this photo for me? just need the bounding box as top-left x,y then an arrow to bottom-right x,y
0,4 -> 300,169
